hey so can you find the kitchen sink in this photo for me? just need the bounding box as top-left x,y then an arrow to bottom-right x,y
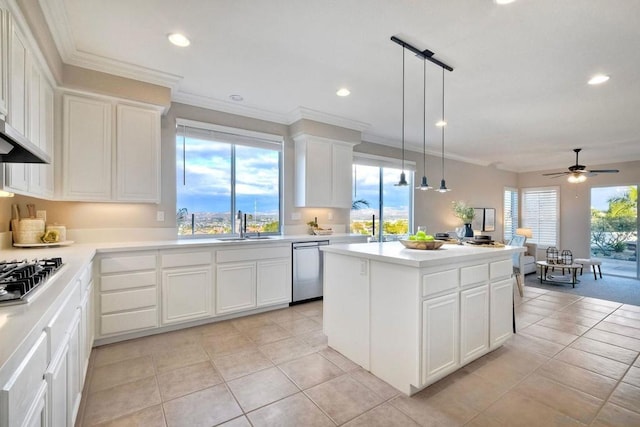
216,236 -> 276,241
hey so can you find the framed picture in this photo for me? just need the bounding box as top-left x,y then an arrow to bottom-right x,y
471,208 -> 484,231
483,208 -> 495,232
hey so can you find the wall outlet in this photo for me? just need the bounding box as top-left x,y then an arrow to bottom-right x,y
291,212 -> 301,220
156,211 -> 165,222
36,210 -> 47,221
328,212 -> 334,220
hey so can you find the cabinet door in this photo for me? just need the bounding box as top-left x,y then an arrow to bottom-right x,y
422,292 -> 459,385
80,281 -> 95,378
22,382 -> 47,427
45,342 -> 69,427
490,278 -> 513,349
0,332 -> 47,427
62,95 -> 112,200
162,267 -> 212,324
116,104 -> 160,202
67,311 -> 82,426
216,262 -> 256,314
460,285 -> 489,365
331,142 -> 353,208
30,76 -> 54,198
294,138 -> 332,207
8,22 -> 27,135
0,8 -> 8,117
257,258 -> 291,307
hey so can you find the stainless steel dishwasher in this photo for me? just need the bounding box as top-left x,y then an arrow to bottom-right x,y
291,240 -> 330,304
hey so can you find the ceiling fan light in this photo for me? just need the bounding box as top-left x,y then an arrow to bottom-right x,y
567,173 -> 587,183
168,33 -> 190,47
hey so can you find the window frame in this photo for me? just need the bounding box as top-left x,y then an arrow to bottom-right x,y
176,119 -> 284,238
351,153 -> 415,239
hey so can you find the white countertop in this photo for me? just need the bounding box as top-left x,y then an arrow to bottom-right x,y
321,241 -> 525,268
0,233 -> 366,372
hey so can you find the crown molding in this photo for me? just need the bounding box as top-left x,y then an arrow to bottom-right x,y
172,91 -> 291,125
288,107 -> 370,132
39,0 -> 182,89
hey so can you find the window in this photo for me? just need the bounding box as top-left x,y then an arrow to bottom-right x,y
176,119 -> 282,236
351,153 -> 414,239
503,187 -> 519,242
521,187 -> 559,247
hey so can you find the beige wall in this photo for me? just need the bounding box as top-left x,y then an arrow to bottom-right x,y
518,159 -> 640,258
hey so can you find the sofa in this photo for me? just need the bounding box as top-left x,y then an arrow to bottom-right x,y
520,243 -> 538,275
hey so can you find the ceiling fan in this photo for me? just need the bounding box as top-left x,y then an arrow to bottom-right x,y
542,148 -> 619,183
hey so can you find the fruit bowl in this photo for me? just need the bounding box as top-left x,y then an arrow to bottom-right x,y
399,239 -> 445,250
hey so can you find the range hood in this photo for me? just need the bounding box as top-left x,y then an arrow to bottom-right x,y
0,119 -> 50,164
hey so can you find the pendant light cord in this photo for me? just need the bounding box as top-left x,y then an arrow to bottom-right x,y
423,59 -> 426,176
401,47 -> 405,172
441,67 -> 445,178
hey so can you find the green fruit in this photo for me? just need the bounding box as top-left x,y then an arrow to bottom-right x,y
416,235 -> 427,241
416,230 -> 426,237
408,235 -> 417,240
424,235 -> 435,241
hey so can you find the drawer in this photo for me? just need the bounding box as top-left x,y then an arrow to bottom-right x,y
422,269 -> 458,297
45,281 -> 81,360
101,309 -> 158,335
0,332 -> 48,427
490,259 -> 513,280
161,251 -> 212,268
101,254 -> 156,274
217,246 -> 290,263
101,270 -> 157,291
461,264 -> 488,287
101,288 -> 157,314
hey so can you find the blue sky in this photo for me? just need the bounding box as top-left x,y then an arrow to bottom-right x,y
591,185 -> 634,211
177,137 -> 280,214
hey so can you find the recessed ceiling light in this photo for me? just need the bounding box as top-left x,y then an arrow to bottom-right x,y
229,94 -> 244,102
588,74 -> 610,85
336,88 -> 351,97
435,120 -> 447,127
495,0 -> 516,4
168,33 -> 190,47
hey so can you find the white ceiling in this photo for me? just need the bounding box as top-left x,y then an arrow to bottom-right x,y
40,0 -> 640,173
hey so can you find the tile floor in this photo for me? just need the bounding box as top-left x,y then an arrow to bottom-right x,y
77,286 -> 640,426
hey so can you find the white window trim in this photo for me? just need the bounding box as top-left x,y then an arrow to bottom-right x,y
353,152 -> 416,171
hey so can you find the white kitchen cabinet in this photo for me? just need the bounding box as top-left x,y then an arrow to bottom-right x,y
490,278 -> 514,349
216,262 -> 256,315
62,94 -> 112,200
216,245 -> 291,315
293,134 -> 357,208
421,292 -> 459,385
8,17 -> 27,136
98,252 -> 159,337
116,104 -> 160,202
0,7 -> 8,117
460,284 -> 489,364
80,279 -> 94,378
28,76 -> 54,198
0,332 -> 48,427
62,93 -> 161,203
45,341 -> 68,427
23,382 -> 47,427
66,310 -> 82,426
257,258 -> 291,307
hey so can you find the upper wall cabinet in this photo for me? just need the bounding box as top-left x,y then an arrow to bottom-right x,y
2,12 -> 55,198
294,134 -> 358,208
62,93 -> 161,203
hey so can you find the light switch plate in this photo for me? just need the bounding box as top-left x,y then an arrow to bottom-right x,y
291,212 -> 301,220
156,211 -> 165,221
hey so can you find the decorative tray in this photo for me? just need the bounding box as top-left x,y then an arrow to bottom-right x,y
13,240 -> 75,248
312,229 -> 333,235
399,239 -> 445,250
464,241 -> 505,248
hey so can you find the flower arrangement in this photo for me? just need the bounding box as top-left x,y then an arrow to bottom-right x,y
451,201 -> 475,223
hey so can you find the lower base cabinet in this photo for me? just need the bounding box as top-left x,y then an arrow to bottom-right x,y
162,267 -> 212,323
422,292 -> 459,385
460,284 -> 490,364
45,342 -> 69,427
257,258 -> 291,307
216,262 -> 256,314
490,278 -> 514,348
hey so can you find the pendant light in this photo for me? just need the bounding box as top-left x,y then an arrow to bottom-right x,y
416,58 -> 432,191
436,67 -> 451,193
395,46 -> 408,186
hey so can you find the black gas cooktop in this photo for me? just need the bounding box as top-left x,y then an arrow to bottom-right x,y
0,258 -> 64,305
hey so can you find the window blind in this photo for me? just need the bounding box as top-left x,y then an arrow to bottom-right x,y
503,187 -> 518,242
522,187 -> 559,247
353,152 -> 416,171
176,118 -> 283,151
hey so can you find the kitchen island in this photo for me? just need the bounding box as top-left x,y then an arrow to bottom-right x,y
321,241 -> 525,396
